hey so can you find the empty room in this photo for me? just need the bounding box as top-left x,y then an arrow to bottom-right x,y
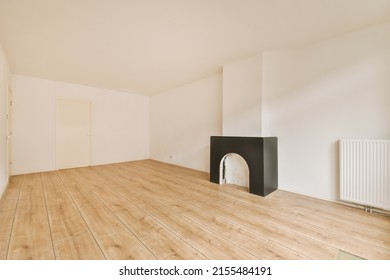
0,0 -> 389,264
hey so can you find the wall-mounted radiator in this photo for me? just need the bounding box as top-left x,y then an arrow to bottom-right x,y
339,139 -> 390,211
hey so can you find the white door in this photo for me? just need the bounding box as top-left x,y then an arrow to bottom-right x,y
6,87 -> 13,177
56,98 -> 91,169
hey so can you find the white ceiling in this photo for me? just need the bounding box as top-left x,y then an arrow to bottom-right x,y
1,0 -> 390,95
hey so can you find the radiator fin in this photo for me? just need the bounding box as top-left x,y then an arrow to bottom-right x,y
340,139 -> 390,211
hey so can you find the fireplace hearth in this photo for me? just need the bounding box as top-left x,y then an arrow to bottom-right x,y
210,136 -> 278,197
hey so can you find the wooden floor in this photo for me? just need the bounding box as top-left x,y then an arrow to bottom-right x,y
0,159 -> 389,260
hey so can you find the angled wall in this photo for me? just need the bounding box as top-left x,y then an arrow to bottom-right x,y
151,74 -> 222,172
0,43 -> 11,198
262,21 -> 390,200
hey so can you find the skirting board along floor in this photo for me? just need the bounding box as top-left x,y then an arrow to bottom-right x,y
0,160 -> 389,260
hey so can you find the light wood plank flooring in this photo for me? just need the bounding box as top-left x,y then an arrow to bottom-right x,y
0,160 -> 389,260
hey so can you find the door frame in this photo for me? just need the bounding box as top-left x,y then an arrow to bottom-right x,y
6,86 -> 13,178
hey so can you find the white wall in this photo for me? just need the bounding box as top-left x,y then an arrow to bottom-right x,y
12,75 -> 150,175
222,54 -> 262,136
0,44 -> 11,198
151,74 -> 222,172
262,22 -> 390,200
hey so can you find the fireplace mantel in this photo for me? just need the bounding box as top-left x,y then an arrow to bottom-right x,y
210,136 -> 278,197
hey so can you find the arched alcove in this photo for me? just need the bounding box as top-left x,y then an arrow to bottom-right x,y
219,153 -> 250,189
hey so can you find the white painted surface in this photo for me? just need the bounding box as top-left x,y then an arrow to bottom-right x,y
262,22 -> 390,201
12,75 -> 150,175
151,75 -> 222,172
339,139 -> 390,210
56,98 -> 91,169
6,87 -> 12,178
0,43 -> 10,198
1,1 -> 390,94
222,55 -> 263,136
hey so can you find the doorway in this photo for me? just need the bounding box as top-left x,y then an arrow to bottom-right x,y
56,98 -> 91,169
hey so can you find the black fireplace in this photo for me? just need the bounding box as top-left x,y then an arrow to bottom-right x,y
210,136 -> 278,197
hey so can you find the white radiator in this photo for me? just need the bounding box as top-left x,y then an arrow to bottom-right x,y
339,139 -> 390,211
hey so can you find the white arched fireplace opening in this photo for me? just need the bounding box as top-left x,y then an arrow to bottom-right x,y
219,153 -> 250,189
